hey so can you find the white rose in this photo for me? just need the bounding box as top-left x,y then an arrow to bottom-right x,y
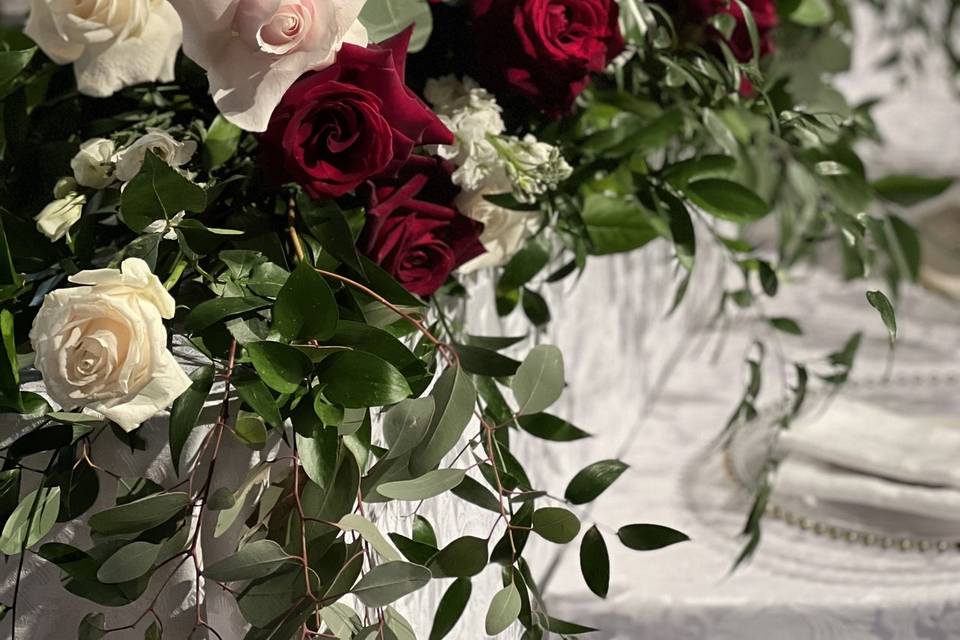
35,193 -> 85,241
71,138 -> 118,189
114,129 -> 197,182
456,184 -> 542,273
169,0 -> 369,132
25,0 -> 183,98
29,258 -> 191,432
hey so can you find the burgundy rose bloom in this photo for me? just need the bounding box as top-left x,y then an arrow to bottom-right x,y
362,156 -> 485,297
471,0 -> 625,118
261,29 -> 453,199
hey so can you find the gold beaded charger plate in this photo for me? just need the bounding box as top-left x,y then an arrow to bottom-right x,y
679,370 -> 960,586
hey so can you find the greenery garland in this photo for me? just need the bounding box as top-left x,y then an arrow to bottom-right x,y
0,0 -> 952,638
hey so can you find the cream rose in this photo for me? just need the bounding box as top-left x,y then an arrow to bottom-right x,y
35,192 -> 85,241
30,258 -> 191,431
72,138 -> 118,188
169,0 -> 369,132
457,184 -> 543,273
25,0 -> 183,98
114,129 -> 197,182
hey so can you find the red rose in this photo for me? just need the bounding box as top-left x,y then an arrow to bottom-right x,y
362,156 -> 486,296
261,29 -> 453,199
471,0 -> 625,118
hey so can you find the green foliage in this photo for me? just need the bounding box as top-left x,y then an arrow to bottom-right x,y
121,151 -> 206,232
618,523 -> 690,551
580,525 -> 610,598
565,460 -> 630,504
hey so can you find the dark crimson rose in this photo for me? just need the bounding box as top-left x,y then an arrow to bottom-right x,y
471,0 -> 625,118
261,29 -> 453,199
362,156 -> 485,297
660,0 -> 778,62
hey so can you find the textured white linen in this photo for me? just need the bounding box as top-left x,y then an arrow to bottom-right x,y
775,455 -> 960,522
777,398 -> 960,490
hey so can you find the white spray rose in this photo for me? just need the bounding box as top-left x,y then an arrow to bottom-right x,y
30,258 -> 191,432
169,0 -> 369,132
25,0 -> 183,98
71,138 -> 118,189
114,129 -> 197,182
35,192 -> 85,241
457,183 -> 542,273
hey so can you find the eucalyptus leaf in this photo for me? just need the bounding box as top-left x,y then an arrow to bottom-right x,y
484,582 -> 521,636
89,492 -> 189,536
169,365 -> 214,474
617,523 -> 690,550
203,539 -> 291,581
96,541 -> 161,584
564,460 -> 629,505
383,396 -> 435,460
580,525 -> 610,598
378,468 -> 466,501
0,487 -> 60,555
512,345 -> 565,416
409,366 -> 476,475
351,561 -> 431,608
531,507 -> 581,544
429,578 -> 472,640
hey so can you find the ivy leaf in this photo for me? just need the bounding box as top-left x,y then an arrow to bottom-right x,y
866,290 -> 897,346
358,0 -> 434,53
408,366 -> 476,475
0,487 -> 61,554
484,582 -> 521,636
580,525 -> 610,598
378,469 -> 466,501
427,536 -> 488,578
531,507 -> 581,544
512,345 -> 564,416
685,179 -> 770,223
617,523 -> 690,550
317,351 -> 411,407
203,115 -> 243,170
246,341 -> 313,394
169,365 -> 214,475
564,460 -> 629,505
273,261 -> 338,342
96,541 -> 161,584
120,151 -> 206,232
429,578 -> 472,640
351,561 -> 431,608
89,492 -> 189,535
203,540 -> 291,581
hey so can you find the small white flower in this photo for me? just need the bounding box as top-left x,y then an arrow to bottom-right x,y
30,258 -> 191,431
25,0 -> 182,98
457,181 -> 542,273
71,138 -> 118,189
35,193 -> 85,242
115,129 -> 197,182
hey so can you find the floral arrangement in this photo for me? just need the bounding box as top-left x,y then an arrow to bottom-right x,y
0,0 -> 935,637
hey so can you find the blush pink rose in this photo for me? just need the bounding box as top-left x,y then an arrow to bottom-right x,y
169,0 -> 369,132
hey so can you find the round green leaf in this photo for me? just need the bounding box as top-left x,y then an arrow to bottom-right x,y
532,507 -> 581,544
246,341 -> 313,394
378,469 -> 466,502
351,561 -> 431,608
203,539 -> 291,581
427,536 -> 488,578
429,578 -> 472,640
580,525 -> 610,598
484,582 -> 521,636
564,459 -> 630,505
317,351 -> 412,408
617,523 -> 690,550
512,345 -> 565,416
97,540 -> 161,584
